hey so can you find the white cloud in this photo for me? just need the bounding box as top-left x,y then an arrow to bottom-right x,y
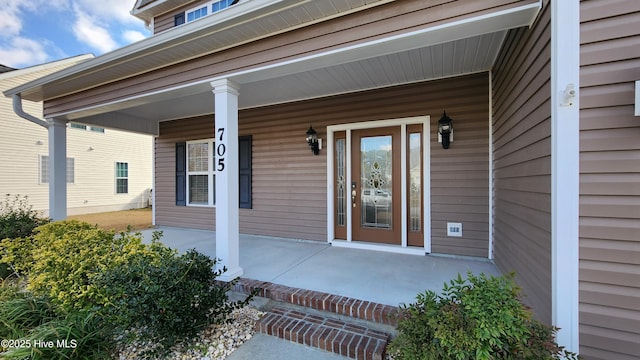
0,37 -> 49,68
0,0 -> 23,37
74,0 -> 143,25
122,30 -> 146,44
71,0 -> 148,53
72,9 -> 119,53
0,0 -> 148,68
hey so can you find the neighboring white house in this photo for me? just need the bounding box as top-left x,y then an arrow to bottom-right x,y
0,56 -> 153,216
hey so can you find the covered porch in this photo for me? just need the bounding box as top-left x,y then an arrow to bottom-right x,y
4,0 -> 582,352
139,226 -> 500,307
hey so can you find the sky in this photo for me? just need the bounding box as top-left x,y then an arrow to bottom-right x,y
0,0 -> 150,69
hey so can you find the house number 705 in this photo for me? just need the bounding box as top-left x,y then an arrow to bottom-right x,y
217,128 -> 226,172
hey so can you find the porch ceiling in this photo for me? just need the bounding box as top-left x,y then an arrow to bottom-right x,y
105,31 -> 506,124
21,2 -> 540,134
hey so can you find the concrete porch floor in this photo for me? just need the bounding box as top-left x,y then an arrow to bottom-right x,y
139,226 -> 500,307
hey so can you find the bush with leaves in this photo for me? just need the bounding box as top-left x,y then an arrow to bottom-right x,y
94,240 -> 253,355
388,272 -> 579,360
0,194 -> 49,241
0,220 -> 156,311
0,194 -> 49,278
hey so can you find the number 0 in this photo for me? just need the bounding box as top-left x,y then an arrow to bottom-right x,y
217,143 -> 226,156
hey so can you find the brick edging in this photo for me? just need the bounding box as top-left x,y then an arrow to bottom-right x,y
233,278 -> 399,327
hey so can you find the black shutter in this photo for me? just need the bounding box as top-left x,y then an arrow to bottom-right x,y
174,13 -> 185,26
239,136 -> 252,209
176,142 -> 186,206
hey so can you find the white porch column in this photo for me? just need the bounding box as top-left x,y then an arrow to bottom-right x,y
47,118 -> 67,221
211,79 -> 243,281
551,0 -> 580,353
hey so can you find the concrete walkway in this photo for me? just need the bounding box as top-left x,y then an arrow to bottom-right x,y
138,226 -> 501,359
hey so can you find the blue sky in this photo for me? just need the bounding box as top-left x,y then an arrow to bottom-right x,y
0,0 -> 150,69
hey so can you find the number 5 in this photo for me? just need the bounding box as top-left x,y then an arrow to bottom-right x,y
217,158 -> 225,171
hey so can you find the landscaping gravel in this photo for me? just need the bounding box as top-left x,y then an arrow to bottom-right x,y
113,306 -> 264,360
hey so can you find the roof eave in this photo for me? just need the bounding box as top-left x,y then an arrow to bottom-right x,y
5,0 -> 300,101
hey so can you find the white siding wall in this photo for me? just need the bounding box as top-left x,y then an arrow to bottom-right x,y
0,58 -> 153,216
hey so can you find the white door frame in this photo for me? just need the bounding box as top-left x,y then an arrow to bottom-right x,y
326,116 -> 430,255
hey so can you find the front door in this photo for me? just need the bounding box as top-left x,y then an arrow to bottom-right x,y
352,127 -> 401,244
332,120 -> 426,248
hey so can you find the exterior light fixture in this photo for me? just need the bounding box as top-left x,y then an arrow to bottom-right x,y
306,126 -> 320,155
438,111 -> 453,149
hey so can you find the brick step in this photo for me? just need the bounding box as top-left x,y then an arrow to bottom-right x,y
256,306 -> 389,360
234,278 -> 398,327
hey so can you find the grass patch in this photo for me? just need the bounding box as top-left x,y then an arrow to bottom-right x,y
67,208 -> 152,232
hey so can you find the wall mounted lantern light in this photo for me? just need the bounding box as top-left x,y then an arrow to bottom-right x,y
438,111 -> 453,149
306,126 -> 321,155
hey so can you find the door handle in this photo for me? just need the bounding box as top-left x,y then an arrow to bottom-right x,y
351,182 -> 357,207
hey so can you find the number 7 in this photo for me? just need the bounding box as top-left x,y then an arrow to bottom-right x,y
217,128 -> 225,141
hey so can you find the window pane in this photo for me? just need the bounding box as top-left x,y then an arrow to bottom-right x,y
188,143 -> 208,172
67,158 -> 75,184
189,175 -> 208,204
116,162 -> 128,178
361,136 -> 392,229
409,133 -> 421,231
41,156 -> 48,183
335,138 -> 345,226
41,156 -> 74,183
70,123 -> 86,130
90,126 -> 105,133
116,179 -> 128,194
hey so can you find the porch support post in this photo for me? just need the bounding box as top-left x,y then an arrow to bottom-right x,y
551,0 -> 580,353
211,79 -> 243,281
47,118 -> 67,221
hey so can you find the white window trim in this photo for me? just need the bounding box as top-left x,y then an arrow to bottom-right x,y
186,139 -> 216,207
184,0 -> 239,24
115,161 -> 129,195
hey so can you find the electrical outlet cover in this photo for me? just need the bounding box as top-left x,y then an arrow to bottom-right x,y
447,222 -> 462,237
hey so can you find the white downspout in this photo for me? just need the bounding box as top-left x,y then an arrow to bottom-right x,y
12,94 -> 67,221
12,94 -> 49,128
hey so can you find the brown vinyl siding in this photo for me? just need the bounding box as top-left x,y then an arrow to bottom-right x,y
579,1 -> 640,359
155,74 -> 489,255
491,0 -> 551,323
44,0 -> 536,117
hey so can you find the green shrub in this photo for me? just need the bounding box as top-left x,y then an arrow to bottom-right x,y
389,272 -> 579,360
0,194 -> 49,240
94,244 -> 253,354
0,220 -> 154,312
0,237 -> 37,277
0,195 -> 49,278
